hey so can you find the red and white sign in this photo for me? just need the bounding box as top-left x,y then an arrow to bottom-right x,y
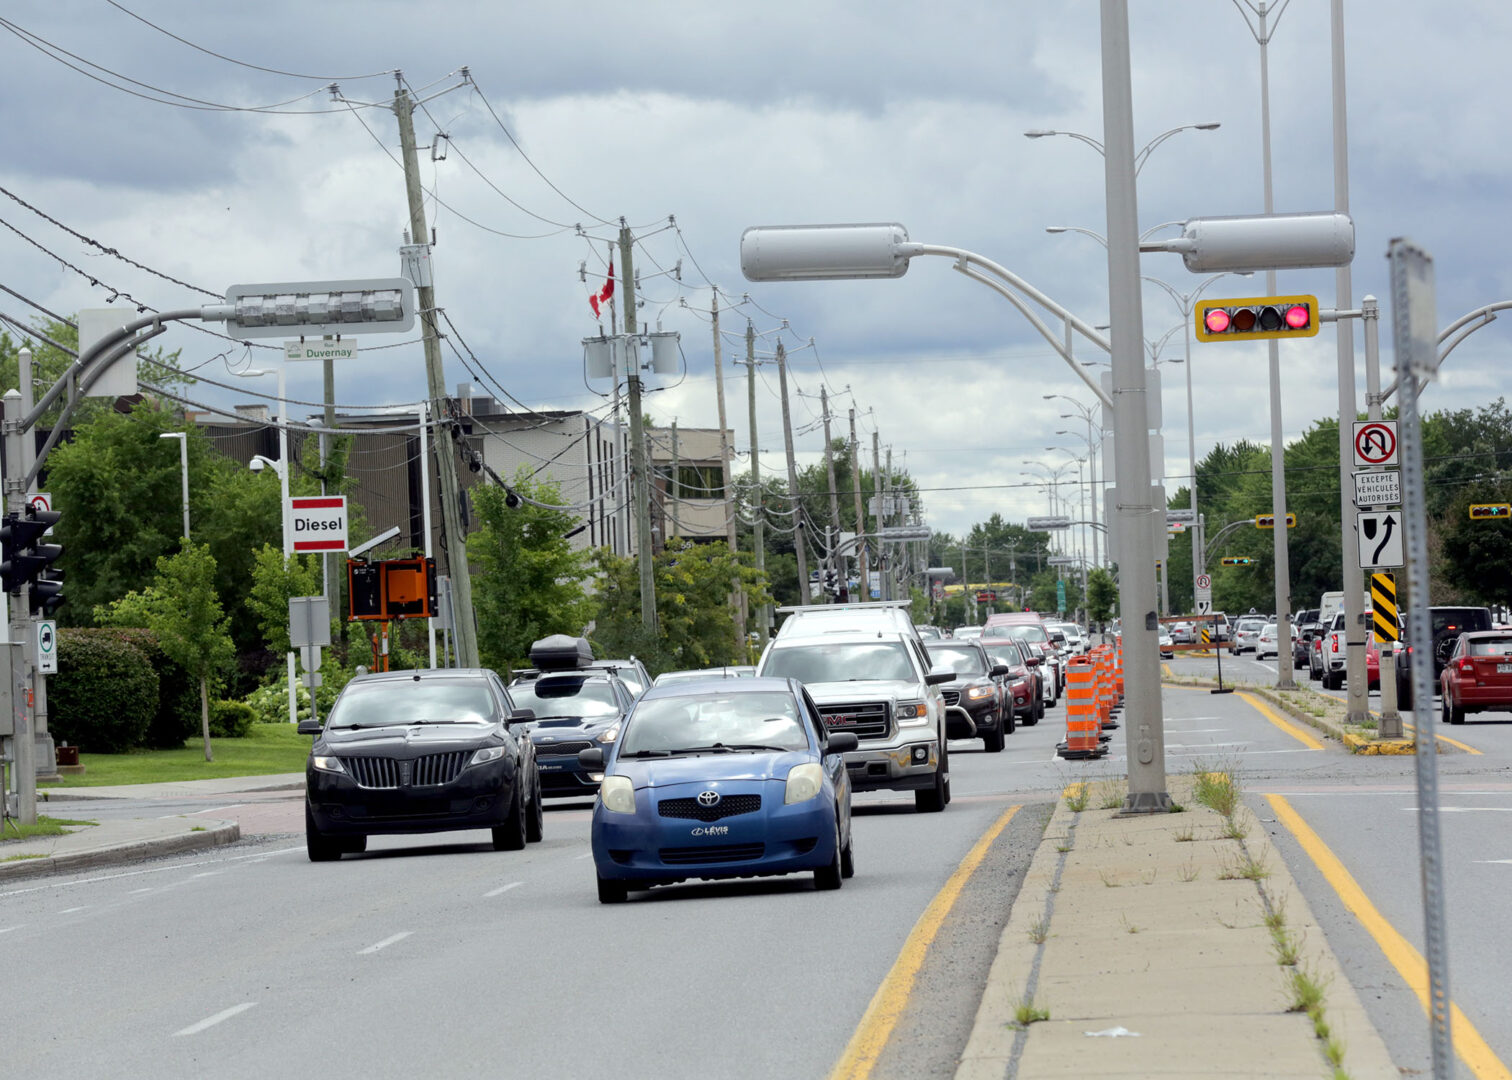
286,496 -> 348,554
1352,421 -> 1398,467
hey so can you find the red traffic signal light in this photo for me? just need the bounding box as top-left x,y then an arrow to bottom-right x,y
1195,295 -> 1320,342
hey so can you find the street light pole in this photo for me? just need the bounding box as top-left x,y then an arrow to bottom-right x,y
158,432 -> 189,542
1101,0 -> 1169,812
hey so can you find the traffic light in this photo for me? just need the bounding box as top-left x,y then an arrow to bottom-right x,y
1468,503 -> 1511,520
1,505 -> 63,598
821,568 -> 840,596
1195,295 -> 1320,342
30,569 -> 64,616
1220,556 -> 1254,566
1254,513 -> 1297,529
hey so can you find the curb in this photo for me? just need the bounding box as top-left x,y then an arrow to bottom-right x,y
0,820 -> 241,882
1341,732 -> 1418,755
39,780 -> 306,801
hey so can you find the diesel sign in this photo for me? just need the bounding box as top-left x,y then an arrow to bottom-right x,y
287,496 -> 348,554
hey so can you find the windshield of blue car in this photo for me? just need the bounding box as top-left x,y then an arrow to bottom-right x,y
507,677 -> 621,719
327,679 -> 496,729
925,645 -> 986,675
619,692 -> 809,755
761,641 -> 916,683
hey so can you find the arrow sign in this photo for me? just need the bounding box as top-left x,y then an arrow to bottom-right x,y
37,619 -> 58,674
1357,510 -> 1404,569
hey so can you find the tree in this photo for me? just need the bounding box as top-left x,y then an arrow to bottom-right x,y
1085,568 -> 1119,627
246,545 -> 322,655
468,470 -> 594,670
136,542 -> 235,762
591,539 -> 771,675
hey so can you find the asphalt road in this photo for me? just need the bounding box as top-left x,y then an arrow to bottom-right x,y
10,662 -> 1510,1078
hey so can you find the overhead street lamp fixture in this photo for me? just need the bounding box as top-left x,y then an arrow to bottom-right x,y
1025,122 -> 1221,176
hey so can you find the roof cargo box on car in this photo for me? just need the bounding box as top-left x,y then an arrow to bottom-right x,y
529,634 -> 594,671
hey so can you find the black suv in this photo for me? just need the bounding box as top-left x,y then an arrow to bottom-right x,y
924,639 -> 1013,752
1292,609 -> 1321,671
1395,606 -> 1494,708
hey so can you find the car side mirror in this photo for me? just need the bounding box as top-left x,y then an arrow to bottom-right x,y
297,720 -> 323,736
989,663 -> 1010,678
577,747 -> 606,769
509,707 -> 536,726
826,732 -> 859,755
924,666 -> 954,686
1024,656 -> 1042,667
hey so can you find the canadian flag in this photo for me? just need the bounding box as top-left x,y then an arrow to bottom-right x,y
589,260 -> 615,318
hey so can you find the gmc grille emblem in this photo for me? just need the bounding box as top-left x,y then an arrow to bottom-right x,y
828,714 -> 855,724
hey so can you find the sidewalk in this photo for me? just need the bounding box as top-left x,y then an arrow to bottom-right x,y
956,773 -> 1397,1079
0,774 -> 302,883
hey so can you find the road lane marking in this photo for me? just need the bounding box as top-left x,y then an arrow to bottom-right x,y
1235,691 -> 1325,751
128,888 -> 153,895
1474,860 -> 1512,865
0,926 -> 21,934
172,1002 -> 257,1037
1401,722 -> 1481,756
58,906 -> 86,914
828,805 -> 1021,1080
1266,794 -> 1512,1080
0,845 -> 307,899
484,882 -> 523,898
358,932 -> 412,955
192,804 -> 245,816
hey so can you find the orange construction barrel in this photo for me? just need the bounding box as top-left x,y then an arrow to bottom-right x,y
1057,656 -> 1106,759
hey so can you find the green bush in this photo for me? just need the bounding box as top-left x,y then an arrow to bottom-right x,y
97,628 -> 199,748
50,629 -> 159,753
209,699 -> 256,738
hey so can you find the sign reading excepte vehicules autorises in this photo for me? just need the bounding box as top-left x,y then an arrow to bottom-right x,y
1353,470 -> 1402,508
286,496 -> 348,555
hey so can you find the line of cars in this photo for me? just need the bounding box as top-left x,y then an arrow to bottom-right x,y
297,604 -> 1086,903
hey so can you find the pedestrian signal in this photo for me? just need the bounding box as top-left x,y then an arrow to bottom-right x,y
1220,556 -> 1254,565
1196,295 -> 1320,342
1468,503 -> 1511,520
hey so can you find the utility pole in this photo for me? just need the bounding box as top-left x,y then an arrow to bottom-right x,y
776,342 -> 811,605
821,387 -> 843,598
884,446 -> 894,601
393,79 -> 478,666
669,420 -> 680,540
618,221 -> 657,632
745,323 -> 768,644
849,407 -> 865,605
871,430 -> 882,601
711,291 -> 746,646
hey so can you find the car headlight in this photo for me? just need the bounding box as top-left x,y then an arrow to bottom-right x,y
785,762 -> 824,805
895,700 -> 929,724
599,774 -> 636,814
312,755 -> 346,775
596,723 -> 622,744
470,745 -> 505,766
965,685 -> 995,701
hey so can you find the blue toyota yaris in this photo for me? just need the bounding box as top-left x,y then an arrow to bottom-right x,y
580,677 -> 858,904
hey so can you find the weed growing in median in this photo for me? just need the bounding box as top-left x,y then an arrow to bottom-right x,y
1099,870 -> 1121,888
1173,823 -> 1197,842
1221,816 -> 1251,841
1192,766 -> 1240,818
1028,916 -> 1049,945
1097,778 -> 1126,810
1178,858 -> 1199,882
1120,915 -> 1140,934
1219,851 -> 1270,881
1013,999 -> 1050,1027
1064,783 -> 1090,812
0,815 -> 96,843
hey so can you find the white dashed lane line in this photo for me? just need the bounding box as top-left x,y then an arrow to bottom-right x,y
172,1002 -> 257,1037
358,931 -> 412,955
484,881 -> 523,898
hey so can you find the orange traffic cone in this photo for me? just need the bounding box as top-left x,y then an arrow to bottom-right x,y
1057,656 -> 1107,759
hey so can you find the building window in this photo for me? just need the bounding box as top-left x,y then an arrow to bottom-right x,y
672,464 -> 724,499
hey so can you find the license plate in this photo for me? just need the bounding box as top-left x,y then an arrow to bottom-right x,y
1499,664 -> 1512,674
538,763 -> 564,772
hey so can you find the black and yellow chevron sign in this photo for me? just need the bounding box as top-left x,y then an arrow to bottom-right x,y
1371,572 -> 1399,643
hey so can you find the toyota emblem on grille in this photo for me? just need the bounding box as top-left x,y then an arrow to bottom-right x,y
697,790 -> 721,807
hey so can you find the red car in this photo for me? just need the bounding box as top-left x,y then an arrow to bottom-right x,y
1438,631 -> 1512,724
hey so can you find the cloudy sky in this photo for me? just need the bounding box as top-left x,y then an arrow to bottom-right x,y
2,1 -> 1507,542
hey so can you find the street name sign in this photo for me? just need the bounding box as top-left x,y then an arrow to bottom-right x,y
285,340 -> 359,362
287,496 -> 348,555
1356,510 -> 1404,569
879,526 -> 930,541
1026,516 -> 1071,531
1047,555 -> 1075,566
1353,470 -> 1402,509
1166,509 -> 1196,525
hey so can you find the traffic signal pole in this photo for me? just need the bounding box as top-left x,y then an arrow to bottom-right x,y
3,390 -> 36,823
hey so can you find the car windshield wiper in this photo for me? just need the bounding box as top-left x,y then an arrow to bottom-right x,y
407,719 -> 483,725
622,748 -> 673,758
714,743 -> 793,753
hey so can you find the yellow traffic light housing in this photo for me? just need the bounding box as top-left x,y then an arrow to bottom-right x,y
1195,295 -> 1320,342
1468,502 -> 1511,520
1254,513 -> 1297,529
1220,556 -> 1255,566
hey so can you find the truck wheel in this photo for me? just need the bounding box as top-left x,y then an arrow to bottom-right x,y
915,742 -> 949,812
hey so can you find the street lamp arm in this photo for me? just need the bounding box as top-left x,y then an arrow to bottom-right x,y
1203,518 -> 1257,562
1133,124 -> 1221,175
910,243 -> 1114,409
1379,299 -> 1512,403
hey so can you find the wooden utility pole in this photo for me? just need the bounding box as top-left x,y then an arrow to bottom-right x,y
776,342 -> 811,605
745,323 -> 768,644
821,387 -> 842,598
849,407 -> 865,605
618,221 -> 657,632
669,420 -> 680,540
393,81 -> 477,666
710,292 -> 745,646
